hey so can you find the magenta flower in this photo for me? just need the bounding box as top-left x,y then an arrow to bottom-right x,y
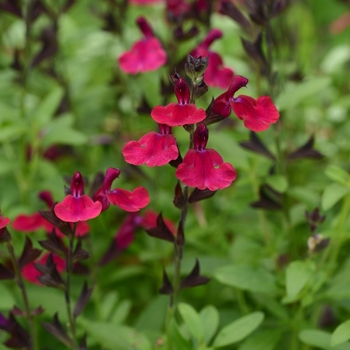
0,216 -> 10,229
151,78 -> 206,126
54,172 -> 102,222
118,17 -> 167,74
191,29 -> 234,89
175,124 -> 236,191
212,75 -> 280,132
115,213 -> 142,250
122,124 -> 179,167
94,168 -> 150,212
13,191 -> 90,237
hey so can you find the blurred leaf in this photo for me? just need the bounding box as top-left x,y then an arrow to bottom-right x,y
167,319 -> 192,350
178,303 -> 204,341
32,87 -> 64,126
321,183 -> 349,211
41,114 -> 88,147
299,329 -> 350,350
134,296 -> 168,331
101,292 -> 118,320
0,284 -> 15,310
265,175 -> 288,193
276,77 -> 331,111
212,312 -> 264,348
321,45 -> 350,74
81,321 -> 149,350
0,124 -> 26,142
215,265 -> 277,294
238,329 -> 282,350
284,260 -> 315,303
200,305 -> 219,344
324,165 -> 350,186
332,320 -> 350,347
111,300 -> 132,325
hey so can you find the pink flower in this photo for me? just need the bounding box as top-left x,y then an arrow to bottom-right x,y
22,253 -> 65,285
118,17 -> 166,74
212,75 -> 280,132
94,168 -> 150,212
122,124 -> 179,167
175,124 -> 236,191
54,172 -> 102,222
115,213 -> 142,250
166,0 -> 191,19
12,191 -> 90,237
151,77 -> 206,126
0,216 -> 10,229
191,29 -> 234,89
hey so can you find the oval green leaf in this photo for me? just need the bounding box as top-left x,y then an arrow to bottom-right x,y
212,312 -> 264,348
332,320 -> 350,347
179,303 -> 204,341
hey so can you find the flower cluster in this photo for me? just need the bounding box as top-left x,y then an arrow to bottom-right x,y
121,55 -> 280,191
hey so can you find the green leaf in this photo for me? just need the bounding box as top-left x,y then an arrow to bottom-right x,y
238,330 -> 282,350
276,77 -> 331,111
284,260 -> 315,302
332,320 -> 350,347
167,319 -> 192,350
325,165 -> 350,186
0,124 -> 26,142
134,296 -> 168,331
200,305 -> 219,344
101,292 -> 119,320
111,300 -> 131,325
32,86 -> 64,126
80,321 -> 151,350
321,183 -> 349,211
265,175 -> 288,193
299,329 -> 350,350
0,284 -> 15,310
214,265 -> 277,294
212,312 -> 264,348
178,303 -> 204,341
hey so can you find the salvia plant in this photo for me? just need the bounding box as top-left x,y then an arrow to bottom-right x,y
0,0 -> 350,349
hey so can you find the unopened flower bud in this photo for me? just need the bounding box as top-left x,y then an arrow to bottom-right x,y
185,55 -> 209,82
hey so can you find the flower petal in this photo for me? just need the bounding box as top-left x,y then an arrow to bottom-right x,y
175,149 -> 236,191
118,38 -> 167,74
204,52 -> 233,89
231,95 -> 280,132
54,195 -> 102,222
151,103 -> 206,126
106,187 -> 150,212
122,132 -> 178,167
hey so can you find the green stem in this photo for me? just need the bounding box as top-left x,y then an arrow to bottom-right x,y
85,234 -> 103,322
166,185 -> 189,350
5,241 -> 38,350
65,228 -> 78,349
